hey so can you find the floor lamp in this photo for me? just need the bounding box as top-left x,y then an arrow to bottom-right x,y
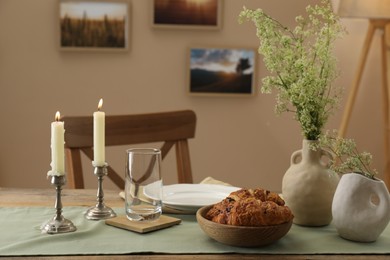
337,0 -> 390,189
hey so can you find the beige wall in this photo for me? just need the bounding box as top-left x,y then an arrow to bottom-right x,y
0,0 -> 387,191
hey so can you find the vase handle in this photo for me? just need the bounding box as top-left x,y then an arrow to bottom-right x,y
320,149 -> 333,168
290,150 -> 302,165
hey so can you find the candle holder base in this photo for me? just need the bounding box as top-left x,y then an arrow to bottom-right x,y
41,215 -> 77,234
41,175 -> 77,234
85,162 -> 116,221
85,205 -> 117,220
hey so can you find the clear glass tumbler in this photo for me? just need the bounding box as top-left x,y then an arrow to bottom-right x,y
125,148 -> 162,221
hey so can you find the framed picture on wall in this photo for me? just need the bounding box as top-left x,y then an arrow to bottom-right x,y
59,0 -> 130,51
188,46 -> 257,96
151,0 -> 222,29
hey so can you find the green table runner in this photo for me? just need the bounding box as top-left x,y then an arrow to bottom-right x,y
0,207 -> 389,256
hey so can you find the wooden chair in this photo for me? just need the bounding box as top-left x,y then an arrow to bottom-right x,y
62,110 -> 196,189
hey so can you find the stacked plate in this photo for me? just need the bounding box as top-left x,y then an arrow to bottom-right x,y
144,184 -> 240,214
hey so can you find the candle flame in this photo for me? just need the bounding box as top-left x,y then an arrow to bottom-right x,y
98,98 -> 103,111
55,111 -> 61,122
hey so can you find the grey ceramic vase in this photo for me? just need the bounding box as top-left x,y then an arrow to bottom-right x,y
332,173 -> 390,242
282,139 -> 340,226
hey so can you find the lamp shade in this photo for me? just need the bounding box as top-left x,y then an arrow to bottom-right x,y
338,0 -> 390,19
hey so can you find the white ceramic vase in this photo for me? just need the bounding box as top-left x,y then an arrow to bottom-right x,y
332,173 -> 390,242
282,140 -> 339,226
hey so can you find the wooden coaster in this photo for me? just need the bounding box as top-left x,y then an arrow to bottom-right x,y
105,215 -> 181,234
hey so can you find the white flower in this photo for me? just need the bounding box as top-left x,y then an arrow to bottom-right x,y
239,0 -> 346,140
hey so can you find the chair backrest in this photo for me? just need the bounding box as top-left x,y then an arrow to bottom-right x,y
62,110 -> 196,189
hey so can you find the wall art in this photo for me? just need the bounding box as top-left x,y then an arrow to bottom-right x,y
188,46 -> 257,96
152,0 -> 222,29
59,0 -> 130,51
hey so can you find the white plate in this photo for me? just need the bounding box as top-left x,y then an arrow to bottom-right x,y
145,183 -> 240,212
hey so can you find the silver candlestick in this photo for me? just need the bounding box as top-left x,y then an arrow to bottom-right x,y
85,162 -> 116,220
41,175 -> 77,234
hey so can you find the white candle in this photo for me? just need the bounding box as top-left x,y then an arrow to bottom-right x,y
93,98 -> 105,166
49,111 -> 65,176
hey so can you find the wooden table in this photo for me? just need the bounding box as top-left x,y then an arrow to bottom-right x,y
0,187 -> 388,260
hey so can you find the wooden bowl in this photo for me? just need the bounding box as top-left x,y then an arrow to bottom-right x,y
196,205 -> 293,247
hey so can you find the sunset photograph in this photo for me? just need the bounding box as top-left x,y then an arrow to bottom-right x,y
153,0 -> 220,28
189,47 -> 256,95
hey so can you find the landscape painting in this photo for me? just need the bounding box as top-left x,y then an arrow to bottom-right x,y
188,47 -> 256,96
59,0 -> 129,51
152,0 -> 221,29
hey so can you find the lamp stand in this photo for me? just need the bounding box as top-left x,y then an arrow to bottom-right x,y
338,19 -> 390,189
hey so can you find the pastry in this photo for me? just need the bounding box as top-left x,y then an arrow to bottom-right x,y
206,188 -> 293,226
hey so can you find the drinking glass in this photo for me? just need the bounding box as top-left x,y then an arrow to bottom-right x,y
125,148 -> 163,221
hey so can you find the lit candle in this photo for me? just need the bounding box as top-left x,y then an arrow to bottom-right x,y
93,98 -> 105,166
49,111 -> 65,176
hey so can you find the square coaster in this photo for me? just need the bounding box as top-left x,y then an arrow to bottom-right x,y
105,215 -> 182,233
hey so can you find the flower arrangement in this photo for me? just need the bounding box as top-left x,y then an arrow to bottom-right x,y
312,130 -> 377,179
238,0 -> 345,140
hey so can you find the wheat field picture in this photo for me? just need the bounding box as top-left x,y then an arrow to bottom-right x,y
60,1 -> 128,50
